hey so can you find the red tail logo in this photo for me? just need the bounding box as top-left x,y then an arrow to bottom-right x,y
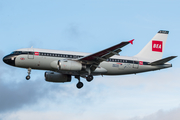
152,41 -> 163,52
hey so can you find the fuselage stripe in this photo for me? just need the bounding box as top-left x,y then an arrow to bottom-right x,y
10,51 -> 150,65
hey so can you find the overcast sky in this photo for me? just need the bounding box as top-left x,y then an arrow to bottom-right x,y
0,0 -> 180,120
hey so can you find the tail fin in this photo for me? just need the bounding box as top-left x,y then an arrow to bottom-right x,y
135,30 -> 169,61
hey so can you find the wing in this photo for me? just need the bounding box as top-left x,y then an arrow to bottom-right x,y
79,39 -> 134,63
78,39 -> 134,71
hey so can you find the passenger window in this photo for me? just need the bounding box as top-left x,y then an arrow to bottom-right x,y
22,51 -> 28,54
29,52 -> 34,55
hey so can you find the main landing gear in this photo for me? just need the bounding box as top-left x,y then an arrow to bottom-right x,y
75,75 -> 83,89
75,75 -> 94,89
86,75 -> 93,82
26,68 -> 31,80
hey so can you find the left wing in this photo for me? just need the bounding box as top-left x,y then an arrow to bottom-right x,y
78,39 -> 134,72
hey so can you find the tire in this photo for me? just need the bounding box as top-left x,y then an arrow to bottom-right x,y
26,75 -> 30,80
86,75 -> 93,82
76,82 -> 83,89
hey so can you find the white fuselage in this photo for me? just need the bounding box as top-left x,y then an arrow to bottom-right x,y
13,48 -> 171,76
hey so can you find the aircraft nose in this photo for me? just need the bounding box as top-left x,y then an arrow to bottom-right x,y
3,55 -> 16,66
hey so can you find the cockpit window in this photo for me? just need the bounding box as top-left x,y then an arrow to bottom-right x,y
10,52 -> 15,54
11,51 -> 29,55
11,51 -> 22,55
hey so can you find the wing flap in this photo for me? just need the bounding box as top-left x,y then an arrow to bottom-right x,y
102,49 -> 121,59
149,56 -> 177,66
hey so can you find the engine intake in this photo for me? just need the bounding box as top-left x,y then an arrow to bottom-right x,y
45,72 -> 71,82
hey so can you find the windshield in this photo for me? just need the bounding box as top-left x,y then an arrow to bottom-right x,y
11,51 -> 21,55
10,51 -> 29,55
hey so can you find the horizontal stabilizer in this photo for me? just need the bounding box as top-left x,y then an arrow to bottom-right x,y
149,56 -> 177,65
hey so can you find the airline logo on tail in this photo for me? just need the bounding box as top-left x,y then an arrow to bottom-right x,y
152,40 -> 163,52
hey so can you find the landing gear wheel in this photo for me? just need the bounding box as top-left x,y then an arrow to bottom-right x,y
76,82 -> 83,89
26,75 -> 30,80
86,75 -> 93,82
26,68 -> 31,80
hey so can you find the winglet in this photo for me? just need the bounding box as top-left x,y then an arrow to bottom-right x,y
129,39 -> 134,45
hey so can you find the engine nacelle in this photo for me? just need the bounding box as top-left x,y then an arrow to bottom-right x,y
45,72 -> 71,82
51,60 -> 84,71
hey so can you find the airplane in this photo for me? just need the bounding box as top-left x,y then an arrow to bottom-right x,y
3,30 -> 177,89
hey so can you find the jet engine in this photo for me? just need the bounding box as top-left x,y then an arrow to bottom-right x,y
51,60 -> 85,71
45,71 -> 71,82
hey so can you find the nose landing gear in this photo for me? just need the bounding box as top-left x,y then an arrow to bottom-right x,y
26,68 -> 31,80
26,75 -> 30,80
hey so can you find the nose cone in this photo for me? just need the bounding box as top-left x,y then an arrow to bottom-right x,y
3,55 -> 16,66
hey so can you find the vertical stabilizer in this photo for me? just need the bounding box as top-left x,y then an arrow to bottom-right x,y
135,30 -> 169,61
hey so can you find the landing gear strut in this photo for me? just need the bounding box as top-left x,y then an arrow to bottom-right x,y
75,75 -> 83,89
86,75 -> 93,82
26,68 -> 31,80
